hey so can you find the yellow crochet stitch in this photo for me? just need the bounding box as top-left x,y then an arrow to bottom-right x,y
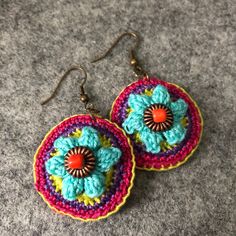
126,107 -> 133,114
70,129 -> 82,138
50,149 -> 60,157
181,117 -> 188,127
50,168 -> 114,206
143,88 -> 153,96
134,132 -> 142,143
100,134 -> 111,147
50,175 -> 62,192
77,194 -> 101,205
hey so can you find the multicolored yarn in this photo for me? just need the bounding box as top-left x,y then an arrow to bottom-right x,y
122,85 -> 188,153
45,126 -> 121,200
34,115 -> 135,221
111,77 -> 203,171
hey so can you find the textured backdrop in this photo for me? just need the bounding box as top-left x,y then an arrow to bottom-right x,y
0,0 -> 235,235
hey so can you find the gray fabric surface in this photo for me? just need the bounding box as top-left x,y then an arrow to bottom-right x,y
0,0 -> 235,235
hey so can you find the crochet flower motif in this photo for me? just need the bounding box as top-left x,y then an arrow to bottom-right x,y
45,127 -> 121,201
122,85 -> 188,154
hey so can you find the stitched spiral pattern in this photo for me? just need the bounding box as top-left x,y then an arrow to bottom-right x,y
34,115 -> 135,221
110,77 -> 203,171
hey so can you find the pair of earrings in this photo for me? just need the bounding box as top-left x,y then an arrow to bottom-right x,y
34,32 -> 203,221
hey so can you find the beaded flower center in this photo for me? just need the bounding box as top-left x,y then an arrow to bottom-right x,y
67,153 -> 84,169
152,108 -> 167,123
64,147 -> 95,178
144,104 -> 174,132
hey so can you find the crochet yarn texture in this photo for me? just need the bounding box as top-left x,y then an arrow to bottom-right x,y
111,77 -> 203,171
34,115 -> 135,221
45,126 -> 122,200
122,85 -> 188,153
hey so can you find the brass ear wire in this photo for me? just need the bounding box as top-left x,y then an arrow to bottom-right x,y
41,65 -> 99,114
91,32 -> 138,63
91,32 -> 148,78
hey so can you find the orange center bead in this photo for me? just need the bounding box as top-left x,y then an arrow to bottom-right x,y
67,154 -> 84,169
152,108 -> 167,123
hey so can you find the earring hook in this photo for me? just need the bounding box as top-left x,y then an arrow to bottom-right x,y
91,32 -> 139,63
91,32 -> 148,78
41,65 -> 99,114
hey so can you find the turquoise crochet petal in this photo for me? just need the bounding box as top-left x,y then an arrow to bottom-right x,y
151,85 -> 170,105
163,123 -> 186,145
54,137 -> 76,155
95,147 -> 121,172
170,99 -> 188,121
140,127 -> 163,154
84,171 -> 105,198
45,155 -> 67,177
122,112 -> 144,134
62,175 -> 84,201
77,126 -> 100,150
128,94 -> 151,114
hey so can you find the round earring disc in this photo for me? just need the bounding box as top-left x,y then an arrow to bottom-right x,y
110,77 -> 203,171
34,115 -> 135,221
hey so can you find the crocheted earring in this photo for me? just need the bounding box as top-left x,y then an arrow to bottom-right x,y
34,65 -> 135,221
92,32 -> 203,171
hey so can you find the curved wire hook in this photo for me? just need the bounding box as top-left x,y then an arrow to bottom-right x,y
41,65 -> 87,105
91,32 -> 139,63
91,31 -> 148,78
41,65 -> 99,114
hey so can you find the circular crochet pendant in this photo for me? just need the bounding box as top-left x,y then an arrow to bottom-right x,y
34,115 -> 135,221
111,77 -> 203,171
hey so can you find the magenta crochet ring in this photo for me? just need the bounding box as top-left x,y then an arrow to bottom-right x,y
111,77 -> 203,171
34,115 -> 135,221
